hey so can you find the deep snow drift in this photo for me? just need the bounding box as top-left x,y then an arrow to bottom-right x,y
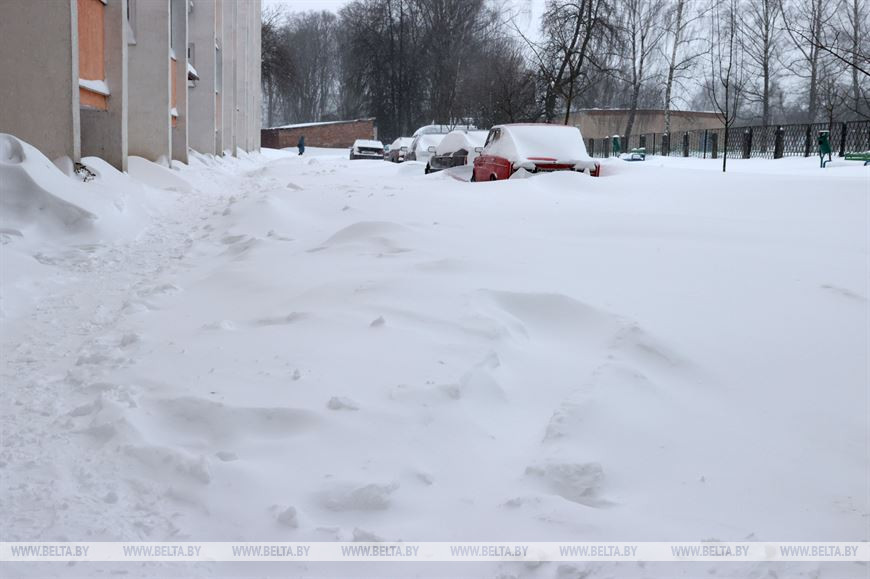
1,138 -> 868,578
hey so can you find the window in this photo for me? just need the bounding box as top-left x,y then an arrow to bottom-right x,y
485,129 -> 500,147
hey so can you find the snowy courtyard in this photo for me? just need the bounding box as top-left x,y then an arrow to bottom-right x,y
1,138 -> 868,578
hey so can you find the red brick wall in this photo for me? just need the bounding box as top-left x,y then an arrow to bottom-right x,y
261,119 -> 376,149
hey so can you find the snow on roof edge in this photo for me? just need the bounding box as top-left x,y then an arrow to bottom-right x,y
268,118 -> 376,130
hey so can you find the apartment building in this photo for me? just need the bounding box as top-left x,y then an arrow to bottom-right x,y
0,0 -> 261,171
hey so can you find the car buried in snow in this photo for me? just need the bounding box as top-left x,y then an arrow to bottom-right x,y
386,137 -> 413,162
349,139 -> 385,160
405,133 -> 445,165
471,124 -> 600,182
424,130 -> 489,174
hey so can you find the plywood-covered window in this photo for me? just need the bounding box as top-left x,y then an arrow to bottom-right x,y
78,0 -> 109,110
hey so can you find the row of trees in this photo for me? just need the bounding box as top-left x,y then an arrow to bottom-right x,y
261,0 -> 869,142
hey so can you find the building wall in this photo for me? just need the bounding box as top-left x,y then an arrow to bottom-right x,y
1,0 -> 258,168
80,0 -> 128,171
233,0 -> 248,154
0,0 -> 80,162
570,110 -> 724,139
220,0 -> 235,154
249,0 -> 261,151
128,0 -> 172,163
261,120 -> 377,149
188,0 -> 217,155
170,0 -> 189,163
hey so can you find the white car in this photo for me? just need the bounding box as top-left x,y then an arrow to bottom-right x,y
349,139 -> 385,160
387,137 -> 413,162
425,130 -> 489,174
412,123 -> 477,137
405,134 -> 445,165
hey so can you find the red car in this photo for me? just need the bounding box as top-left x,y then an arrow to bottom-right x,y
471,123 -> 600,182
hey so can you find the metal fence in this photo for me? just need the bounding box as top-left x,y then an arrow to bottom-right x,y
585,120 -> 870,160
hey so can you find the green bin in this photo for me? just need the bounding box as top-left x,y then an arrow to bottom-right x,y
818,130 -> 832,167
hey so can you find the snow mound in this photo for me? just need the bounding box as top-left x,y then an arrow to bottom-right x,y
128,156 -> 193,192
0,133 -> 96,234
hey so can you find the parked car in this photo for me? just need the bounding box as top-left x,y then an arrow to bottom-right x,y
425,130 -> 489,174
349,139 -> 385,160
405,133 -> 445,164
471,124 -> 600,181
387,137 -> 413,162
412,123 -> 477,137
382,144 -> 391,160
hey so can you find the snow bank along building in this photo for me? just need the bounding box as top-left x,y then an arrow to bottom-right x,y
0,0 -> 261,171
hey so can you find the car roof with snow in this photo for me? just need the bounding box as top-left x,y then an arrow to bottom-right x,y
412,134 -> 445,150
485,124 -> 592,162
412,124 -> 477,137
435,130 -> 488,155
390,137 -> 413,148
352,139 -> 384,148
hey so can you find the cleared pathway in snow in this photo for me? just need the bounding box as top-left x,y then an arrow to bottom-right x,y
1,147 -> 867,578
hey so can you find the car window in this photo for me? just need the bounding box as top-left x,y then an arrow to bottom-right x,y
484,129 -> 500,147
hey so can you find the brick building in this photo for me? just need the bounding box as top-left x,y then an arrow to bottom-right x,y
262,118 -> 377,149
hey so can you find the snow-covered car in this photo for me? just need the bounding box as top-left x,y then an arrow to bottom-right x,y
472,124 -> 600,181
405,134 -> 445,164
349,139 -> 385,160
412,123 -> 477,137
425,130 -> 489,174
387,137 -> 413,162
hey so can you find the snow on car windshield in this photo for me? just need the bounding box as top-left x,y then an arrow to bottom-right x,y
354,140 -> 383,149
489,125 -> 592,162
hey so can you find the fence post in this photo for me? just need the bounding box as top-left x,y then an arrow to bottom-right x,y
774,126 -> 784,158
682,132 -> 690,157
711,132 -> 719,159
807,125 -> 813,157
742,128 -> 753,159
603,138 -> 609,158
703,129 -> 708,159
652,133 -> 657,155
639,134 -> 646,151
662,133 -> 669,156
838,122 -> 847,157
588,138 -> 595,157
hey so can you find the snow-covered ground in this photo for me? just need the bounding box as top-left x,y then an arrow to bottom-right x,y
1,135 -> 868,578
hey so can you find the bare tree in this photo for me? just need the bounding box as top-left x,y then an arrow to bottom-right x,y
780,0 -> 838,122
619,0 -> 665,146
660,0 -> 710,135
418,0 -> 487,123
818,56 -> 848,128
742,0 -> 782,131
518,0 -> 613,123
261,7 -> 291,128
706,0 -> 747,172
828,0 -> 870,117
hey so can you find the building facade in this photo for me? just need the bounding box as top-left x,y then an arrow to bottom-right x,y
568,109 -> 723,139
0,0 -> 261,170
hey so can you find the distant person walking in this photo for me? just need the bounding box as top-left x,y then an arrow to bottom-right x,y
297,135 -> 305,156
